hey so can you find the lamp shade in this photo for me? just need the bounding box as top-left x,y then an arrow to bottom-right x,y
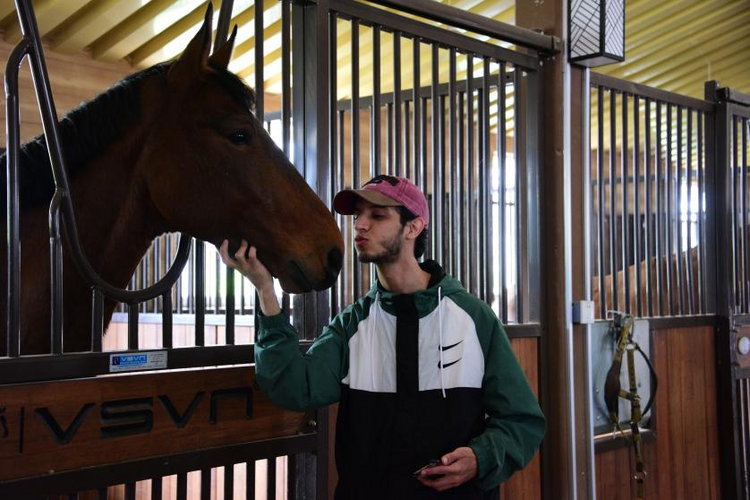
569,0 -> 625,67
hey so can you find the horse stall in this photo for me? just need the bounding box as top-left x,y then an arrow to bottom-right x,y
1,0 -> 749,499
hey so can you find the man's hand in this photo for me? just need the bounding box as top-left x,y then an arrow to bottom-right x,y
219,239 -> 280,316
416,447 -> 478,492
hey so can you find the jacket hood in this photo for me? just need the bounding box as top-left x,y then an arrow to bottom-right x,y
364,260 -> 465,317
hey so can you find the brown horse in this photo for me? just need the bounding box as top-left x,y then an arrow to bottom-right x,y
1,8 -> 344,354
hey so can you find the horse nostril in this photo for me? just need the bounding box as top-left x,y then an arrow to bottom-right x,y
326,247 -> 343,276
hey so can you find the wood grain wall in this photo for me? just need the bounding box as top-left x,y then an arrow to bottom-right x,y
595,325 -> 721,500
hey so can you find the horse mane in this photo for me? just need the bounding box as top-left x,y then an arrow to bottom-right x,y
0,61 -> 255,211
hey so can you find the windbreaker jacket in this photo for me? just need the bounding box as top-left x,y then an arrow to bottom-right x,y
255,261 -> 545,499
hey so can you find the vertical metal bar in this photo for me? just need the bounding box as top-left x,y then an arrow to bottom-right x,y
339,109 -> 347,308
499,63 -> 508,323
421,95 -> 428,214
644,98 -> 653,316
735,115 -> 742,311
213,0 -> 234,51
214,253 -> 221,315
330,12 -> 339,316
200,468 -> 211,500
448,48 -> 458,276
666,103 -> 674,315
50,192 -> 63,354
459,89 -> 466,284
162,292 -> 173,348
513,69 -> 523,321
387,102 -> 393,175
5,39 -> 29,356
372,25 -> 381,176
686,109 -> 695,314
151,477 -> 162,500
125,482 -> 135,500
351,18 -> 361,294
467,54 -> 475,293
91,288 -> 103,352
128,304 -> 139,350
177,472 -> 187,500
282,0 -> 291,156
267,458 -> 276,500
597,86 -> 605,318
744,117 -> 749,313
226,268 -> 235,344
224,464 -> 234,500
634,95 -> 642,317
405,100 -> 411,180
98,487 -> 108,500
412,39 -> 421,186
676,106 -> 685,314
254,0 -> 265,121
431,43 -> 441,263
621,92 -> 629,314
246,461 -> 256,500
481,58 -> 491,303
195,240 -> 206,346
439,94 -> 447,263
655,102 -> 663,316
609,89 -> 618,313
393,31 -> 402,177
697,112 -> 705,313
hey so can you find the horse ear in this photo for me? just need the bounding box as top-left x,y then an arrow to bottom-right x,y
209,24 -> 237,70
169,3 -> 213,84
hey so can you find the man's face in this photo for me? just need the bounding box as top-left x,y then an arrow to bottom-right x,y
352,199 -> 406,264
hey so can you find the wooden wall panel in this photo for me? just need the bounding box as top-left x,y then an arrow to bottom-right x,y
595,325 -> 721,500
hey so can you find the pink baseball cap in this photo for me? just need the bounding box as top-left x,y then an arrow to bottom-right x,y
333,175 -> 430,226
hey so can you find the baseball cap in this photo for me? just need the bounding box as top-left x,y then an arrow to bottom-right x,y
333,175 -> 430,226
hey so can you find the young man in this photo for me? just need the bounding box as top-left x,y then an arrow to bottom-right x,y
220,175 -> 545,499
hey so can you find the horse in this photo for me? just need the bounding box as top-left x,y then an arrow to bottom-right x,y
1,6 -> 344,354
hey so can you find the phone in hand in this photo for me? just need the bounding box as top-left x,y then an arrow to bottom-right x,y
412,459 -> 444,479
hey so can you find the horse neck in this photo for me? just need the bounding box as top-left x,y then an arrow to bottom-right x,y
70,124 -> 166,291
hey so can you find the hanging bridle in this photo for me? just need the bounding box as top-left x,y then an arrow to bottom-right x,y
603,313 -> 659,499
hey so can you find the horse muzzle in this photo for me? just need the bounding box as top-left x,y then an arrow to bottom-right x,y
282,247 -> 343,293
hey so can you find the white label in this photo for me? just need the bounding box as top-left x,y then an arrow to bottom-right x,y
109,351 -> 168,373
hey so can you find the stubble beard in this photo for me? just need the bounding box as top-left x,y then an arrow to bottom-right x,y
357,227 -> 405,265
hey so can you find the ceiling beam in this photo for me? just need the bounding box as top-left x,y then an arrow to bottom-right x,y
3,0 -> 90,45
50,0 -> 144,54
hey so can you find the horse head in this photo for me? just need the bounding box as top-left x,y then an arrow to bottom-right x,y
141,6 -> 343,293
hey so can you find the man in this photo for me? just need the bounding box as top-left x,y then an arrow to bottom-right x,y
220,175 -> 545,499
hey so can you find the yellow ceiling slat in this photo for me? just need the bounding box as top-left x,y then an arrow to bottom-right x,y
0,0 -> 17,27
626,0 -> 740,51
50,0 -> 148,54
652,40 -> 750,91
90,0 -> 177,62
129,1 -> 212,67
671,57 -> 750,97
605,7 -> 750,81
3,0 -> 91,45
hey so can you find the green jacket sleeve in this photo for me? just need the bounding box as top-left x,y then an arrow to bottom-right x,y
254,310 -> 350,412
468,313 -> 546,490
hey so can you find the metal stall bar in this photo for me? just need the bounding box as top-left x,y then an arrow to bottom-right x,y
645,98 -> 653,316
609,89 -> 618,313
431,43 -> 441,263
387,100 -> 393,174
412,38 -> 421,186
634,95 -> 642,317
480,58 -> 491,303
195,242 -> 206,346
596,86 -> 606,318
656,102 -> 664,316
254,0 -> 264,120
394,31 -> 402,177
459,83 -> 467,286
439,91 -> 447,265
330,12 -> 340,315
676,106 -> 685,314
467,54 -> 475,294
666,103 -> 674,315
449,48 -> 458,277
498,62 -> 508,322
372,26 -> 381,176
351,18 -> 361,296
685,108 -> 700,314
733,115 -> 740,310
621,92 -> 629,314
698,112 -> 705,313
745,117 -> 750,314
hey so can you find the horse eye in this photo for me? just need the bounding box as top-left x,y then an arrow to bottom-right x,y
228,130 -> 251,145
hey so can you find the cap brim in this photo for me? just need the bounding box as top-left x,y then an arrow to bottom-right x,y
333,189 -> 402,215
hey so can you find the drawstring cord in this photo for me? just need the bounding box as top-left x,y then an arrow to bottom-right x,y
371,292 -> 380,391
438,287 -> 446,399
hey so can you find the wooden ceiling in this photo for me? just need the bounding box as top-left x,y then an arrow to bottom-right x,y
0,0 -> 745,102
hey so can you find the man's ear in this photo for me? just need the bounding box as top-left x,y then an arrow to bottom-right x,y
406,217 -> 426,240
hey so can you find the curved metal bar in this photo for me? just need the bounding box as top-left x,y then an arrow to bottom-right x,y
49,190 -> 63,354
5,36 -> 32,357
13,0 -> 192,307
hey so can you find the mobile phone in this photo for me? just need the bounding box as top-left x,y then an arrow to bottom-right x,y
412,459 -> 441,477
